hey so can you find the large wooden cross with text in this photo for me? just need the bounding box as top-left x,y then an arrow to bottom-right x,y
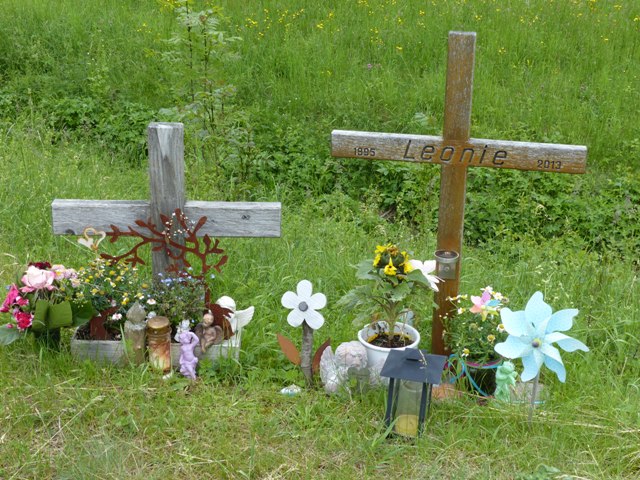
331,32 -> 587,355
52,122 -> 281,277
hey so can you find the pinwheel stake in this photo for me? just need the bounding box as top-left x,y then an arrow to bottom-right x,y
494,291 -> 589,423
280,280 -> 330,386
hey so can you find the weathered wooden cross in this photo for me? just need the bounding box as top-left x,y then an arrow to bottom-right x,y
331,32 -> 587,355
52,122 -> 281,277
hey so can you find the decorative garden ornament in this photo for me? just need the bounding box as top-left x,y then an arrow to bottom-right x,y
77,227 -> 107,252
195,312 -> 224,352
176,322 -> 200,379
215,296 -> 255,334
281,280 -> 326,329
494,361 -> 518,402
494,291 -> 589,421
380,349 -> 447,438
124,302 -> 147,365
279,280 -> 330,386
319,341 -> 368,394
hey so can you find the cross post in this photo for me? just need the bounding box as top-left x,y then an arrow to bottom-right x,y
331,32 -> 587,355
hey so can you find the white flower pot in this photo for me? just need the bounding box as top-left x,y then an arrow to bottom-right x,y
357,322 -> 421,371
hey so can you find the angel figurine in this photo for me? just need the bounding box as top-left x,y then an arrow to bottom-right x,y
194,312 -> 224,353
214,296 -> 255,334
176,320 -> 199,379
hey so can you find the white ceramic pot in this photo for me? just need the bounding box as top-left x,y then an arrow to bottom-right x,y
357,322 -> 420,371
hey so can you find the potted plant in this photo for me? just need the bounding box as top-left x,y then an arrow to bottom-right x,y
444,286 -> 509,396
144,271 -> 244,368
70,257 -> 146,364
338,244 -> 439,368
0,262 -> 93,349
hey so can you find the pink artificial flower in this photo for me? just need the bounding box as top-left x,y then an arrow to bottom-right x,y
470,289 -> 492,314
20,266 -> 56,293
13,310 -> 33,330
51,264 -> 68,279
1,284 -> 20,312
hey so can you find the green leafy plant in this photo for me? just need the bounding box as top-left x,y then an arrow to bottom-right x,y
144,271 -> 206,329
338,244 -> 436,348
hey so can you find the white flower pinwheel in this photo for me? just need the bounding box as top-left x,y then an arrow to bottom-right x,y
408,259 -> 440,291
494,291 -> 589,383
281,280 -> 327,330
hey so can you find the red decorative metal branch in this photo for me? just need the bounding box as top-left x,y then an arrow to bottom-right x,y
100,209 -> 228,304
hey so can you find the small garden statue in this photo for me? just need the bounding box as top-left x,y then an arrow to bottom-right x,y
124,301 -> 147,365
214,296 -> 255,334
195,311 -> 224,352
320,341 -> 369,394
494,361 -> 518,402
176,320 -> 199,379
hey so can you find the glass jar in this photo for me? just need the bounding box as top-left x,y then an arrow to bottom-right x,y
147,316 -> 172,373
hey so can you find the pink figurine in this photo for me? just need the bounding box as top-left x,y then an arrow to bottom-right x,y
176,321 -> 199,379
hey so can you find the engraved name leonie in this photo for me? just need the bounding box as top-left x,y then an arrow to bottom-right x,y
352,139 -> 564,171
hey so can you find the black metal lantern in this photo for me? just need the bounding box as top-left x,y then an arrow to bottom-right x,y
380,348 -> 447,437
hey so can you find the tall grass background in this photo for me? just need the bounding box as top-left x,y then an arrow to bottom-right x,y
0,0 -> 639,478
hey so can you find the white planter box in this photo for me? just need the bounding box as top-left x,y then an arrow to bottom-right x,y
70,330 -> 127,365
170,330 -> 241,370
71,329 -> 242,369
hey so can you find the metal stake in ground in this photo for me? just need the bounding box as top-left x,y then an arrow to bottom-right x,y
331,31 -> 587,355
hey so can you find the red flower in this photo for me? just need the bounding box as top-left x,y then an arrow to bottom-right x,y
14,311 -> 33,330
28,261 -> 52,270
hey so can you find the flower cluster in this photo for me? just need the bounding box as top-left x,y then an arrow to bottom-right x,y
373,244 -> 413,277
0,262 -> 78,340
144,271 -> 206,328
445,286 -> 509,364
75,258 -> 144,322
338,244 -> 437,346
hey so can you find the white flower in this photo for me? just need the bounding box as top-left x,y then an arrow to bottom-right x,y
111,313 -> 122,321
281,280 -> 327,330
408,259 -> 440,291
147,298 -> 157,305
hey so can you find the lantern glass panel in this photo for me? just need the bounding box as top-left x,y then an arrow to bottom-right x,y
393,380 -> 423,437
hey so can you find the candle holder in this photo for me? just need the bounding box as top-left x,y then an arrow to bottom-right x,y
380,348 -> 447,437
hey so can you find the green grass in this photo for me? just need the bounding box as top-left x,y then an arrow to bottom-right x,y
1,0 -> 640,478
1,130 -> 639,478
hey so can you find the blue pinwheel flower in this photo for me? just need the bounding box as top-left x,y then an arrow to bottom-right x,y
494,291 -> 589,382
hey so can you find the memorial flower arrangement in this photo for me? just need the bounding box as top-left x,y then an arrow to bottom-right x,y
144,271 -> 206,329
0,262 -> 92,345
338,244 -> 438,348
444,286 -> 509,364
74,257 -> 145,339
